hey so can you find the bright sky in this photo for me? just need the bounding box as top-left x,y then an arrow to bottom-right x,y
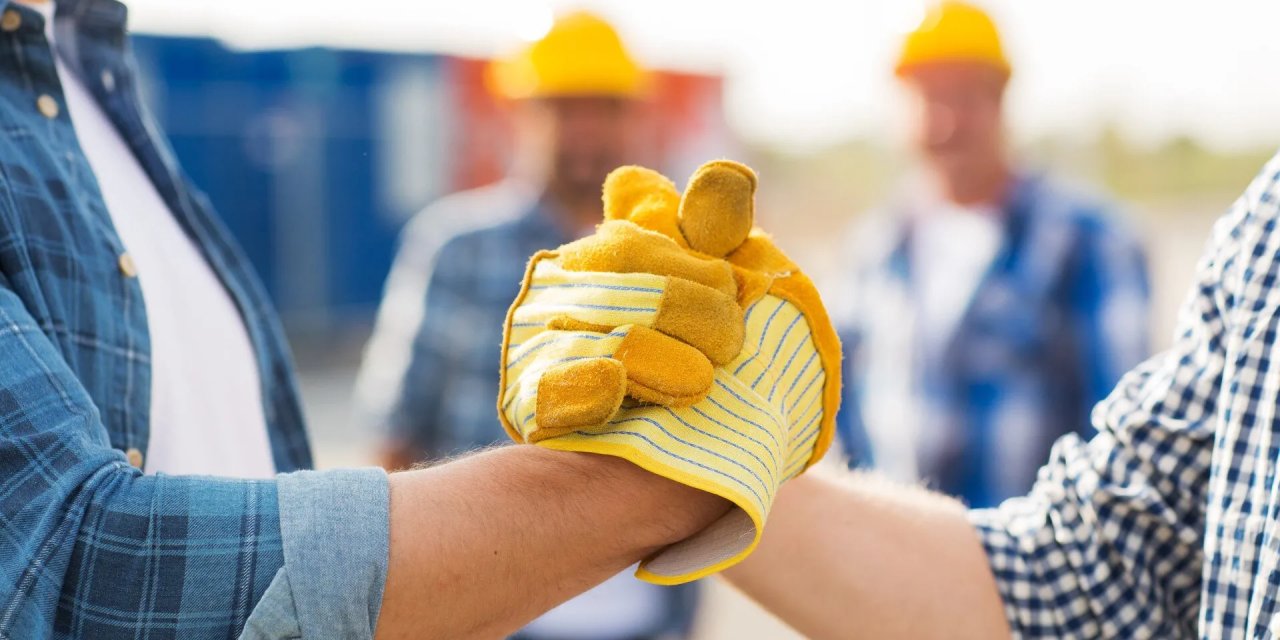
125,0 -> 1280,153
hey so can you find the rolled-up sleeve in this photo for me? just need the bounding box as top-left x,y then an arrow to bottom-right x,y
967,169 -> 1255,637
242,469 -> 390,640
0,272 -> 390,638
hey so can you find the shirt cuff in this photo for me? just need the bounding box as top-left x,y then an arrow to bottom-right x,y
272,467 -> 391,639
240,569 -> 302,640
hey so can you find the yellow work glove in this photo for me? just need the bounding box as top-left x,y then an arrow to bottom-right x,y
498,160 -> 842,584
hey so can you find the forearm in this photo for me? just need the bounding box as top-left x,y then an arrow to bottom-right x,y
724,471 -> 1009,640
375,445 -> 728,639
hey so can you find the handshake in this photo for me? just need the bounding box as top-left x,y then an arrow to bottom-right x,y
498,160 -> 842,584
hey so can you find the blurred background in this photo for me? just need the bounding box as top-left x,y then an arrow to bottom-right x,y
120,0 -> 1280,637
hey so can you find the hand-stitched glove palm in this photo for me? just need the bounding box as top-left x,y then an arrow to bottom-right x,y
498,160 -> 842,584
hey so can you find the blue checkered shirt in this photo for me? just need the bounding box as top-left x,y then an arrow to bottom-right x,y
357,194 -> 568,457
837,174 -> 1151,507
971,151 -> 1280,637
0,2 -> 387,638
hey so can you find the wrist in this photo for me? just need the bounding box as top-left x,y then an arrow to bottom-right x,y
379,443 -> 727,638
547,448 -> 731,547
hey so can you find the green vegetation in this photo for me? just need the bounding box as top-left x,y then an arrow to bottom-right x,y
744,131 -> 1277,226
1030,126 -> 1277,203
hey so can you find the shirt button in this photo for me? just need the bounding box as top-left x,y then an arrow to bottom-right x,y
1,9 -> 21,32
117,252 -> 138,278
100,69 -> 116,92
36,94 -> 58,119
125,447 -> 144,469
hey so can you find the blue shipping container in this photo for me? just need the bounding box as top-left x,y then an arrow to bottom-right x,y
131,35 -> 451,332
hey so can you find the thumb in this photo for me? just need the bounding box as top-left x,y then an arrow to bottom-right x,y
678,160 -> 756,258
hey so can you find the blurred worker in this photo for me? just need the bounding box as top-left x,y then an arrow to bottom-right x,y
834,1 -> 1151,507
355,12 -> 699,640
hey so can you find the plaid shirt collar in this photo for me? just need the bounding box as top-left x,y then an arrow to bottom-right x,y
521,193 -> 579,246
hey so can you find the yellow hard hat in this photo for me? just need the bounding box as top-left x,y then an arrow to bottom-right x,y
487,11 -> 645,100
895,1 -> 1010,77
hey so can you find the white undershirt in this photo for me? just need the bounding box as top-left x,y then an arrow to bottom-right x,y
35,2 -> 276,478
910,201 -> 1003,356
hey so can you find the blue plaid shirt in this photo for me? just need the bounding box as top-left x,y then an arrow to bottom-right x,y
971,151 -> 1280,637
359,195 -> 569,457
0,2 -> 387,638
836,175 -> 1151,507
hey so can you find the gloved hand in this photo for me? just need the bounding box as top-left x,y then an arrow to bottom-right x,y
498,160 -> 842,584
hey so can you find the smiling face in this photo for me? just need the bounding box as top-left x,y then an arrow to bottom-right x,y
901,61 -> 1009,199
